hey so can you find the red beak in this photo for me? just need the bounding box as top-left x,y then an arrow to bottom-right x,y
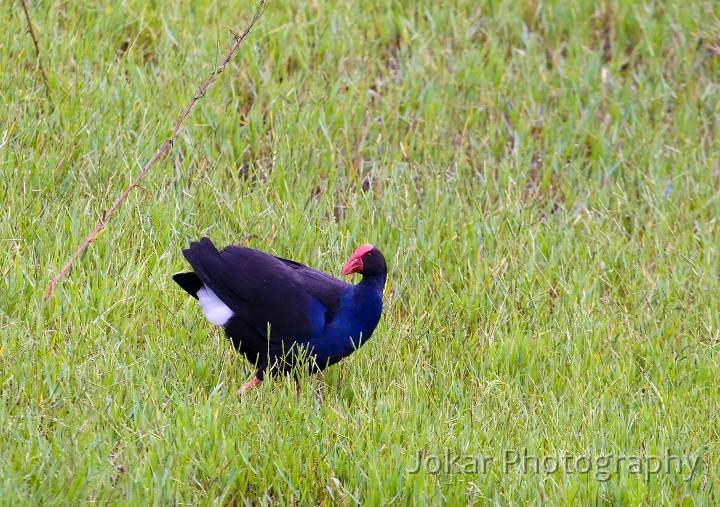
341,243 -> 374,276
341,257 -> 362,275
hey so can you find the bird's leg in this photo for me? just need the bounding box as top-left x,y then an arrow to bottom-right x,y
238,376 -> 262,395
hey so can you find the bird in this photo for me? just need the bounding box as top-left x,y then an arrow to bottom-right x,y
173,238 -> 387,394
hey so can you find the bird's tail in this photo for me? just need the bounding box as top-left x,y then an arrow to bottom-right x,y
174,237 -> 222,298
172,272 -> 204,299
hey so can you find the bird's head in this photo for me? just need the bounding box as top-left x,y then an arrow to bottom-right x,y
341,244 -> 386,277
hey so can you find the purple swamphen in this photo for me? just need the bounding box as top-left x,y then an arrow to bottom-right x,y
173,238 -> 387,393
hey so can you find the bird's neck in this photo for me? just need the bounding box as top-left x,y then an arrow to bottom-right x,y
342,272 -> 385,350
356,272 -> 387,296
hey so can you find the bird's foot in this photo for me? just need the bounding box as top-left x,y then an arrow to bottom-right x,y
238,376 -> 262,396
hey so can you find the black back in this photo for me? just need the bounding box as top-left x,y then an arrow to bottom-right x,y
179,238 -> 349,341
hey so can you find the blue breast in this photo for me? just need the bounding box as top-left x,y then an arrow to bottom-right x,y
303,286 -> 383,369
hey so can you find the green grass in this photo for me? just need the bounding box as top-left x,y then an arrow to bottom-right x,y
2,0 -> 719,504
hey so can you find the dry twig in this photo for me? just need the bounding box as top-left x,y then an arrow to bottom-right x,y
45,1 -> 267,298
19,0 -> 53,103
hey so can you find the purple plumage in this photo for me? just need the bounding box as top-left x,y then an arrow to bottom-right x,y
173,238 -> 387,393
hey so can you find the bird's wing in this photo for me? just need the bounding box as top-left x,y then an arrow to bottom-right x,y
273,255 -> 349,322
181,238 -> 335,339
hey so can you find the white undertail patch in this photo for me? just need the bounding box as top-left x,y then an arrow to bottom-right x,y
196,286 -> 234,326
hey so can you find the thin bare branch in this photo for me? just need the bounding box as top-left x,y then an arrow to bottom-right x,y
19,0 -> 52,104
45,0 -> 268,298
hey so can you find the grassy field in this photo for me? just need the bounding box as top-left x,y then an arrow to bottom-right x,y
3,0 -> 719,504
